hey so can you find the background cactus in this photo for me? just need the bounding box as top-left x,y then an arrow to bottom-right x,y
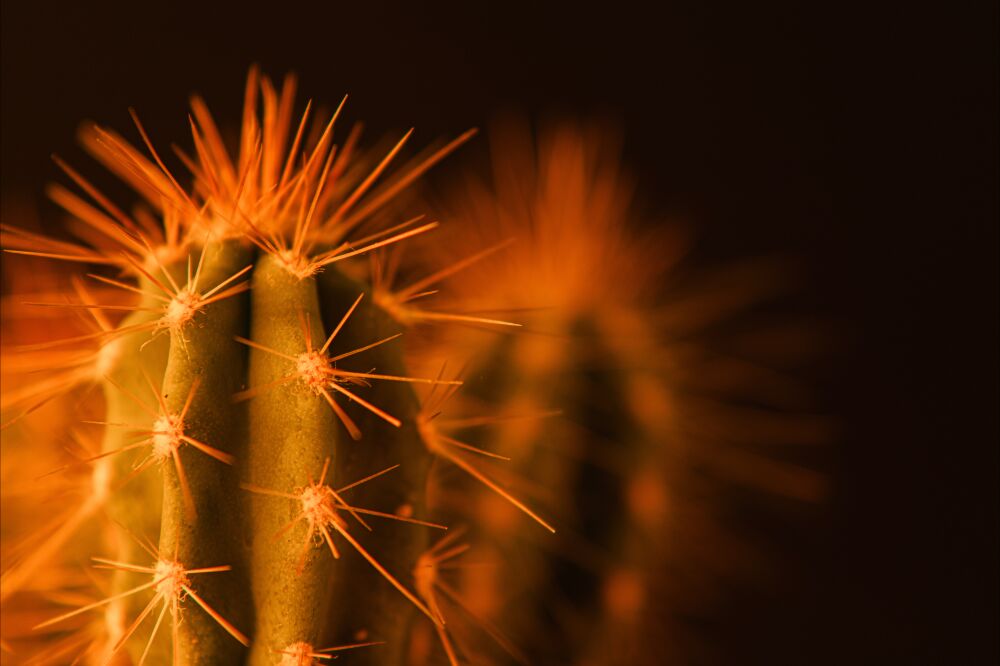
1,71 -> 825,666
391,119 -> 827,664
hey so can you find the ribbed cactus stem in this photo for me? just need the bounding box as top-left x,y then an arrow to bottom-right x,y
158,240 -> 253,662
244,252 -> 342,662
318,268 -> 435,666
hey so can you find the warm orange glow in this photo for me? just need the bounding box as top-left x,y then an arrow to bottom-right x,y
0,68 -> 827,664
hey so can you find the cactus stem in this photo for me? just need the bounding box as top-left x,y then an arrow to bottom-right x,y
240,459 -> 445,625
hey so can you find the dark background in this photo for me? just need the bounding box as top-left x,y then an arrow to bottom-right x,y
2,1 -> 996,663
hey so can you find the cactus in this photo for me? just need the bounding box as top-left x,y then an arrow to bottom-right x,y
389,120 -> 828,664
0,73 -> 825,665
0,68 -> 488,664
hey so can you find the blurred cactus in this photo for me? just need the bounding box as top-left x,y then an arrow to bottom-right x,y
391,120 -> 828,664
0,73 -> 825,665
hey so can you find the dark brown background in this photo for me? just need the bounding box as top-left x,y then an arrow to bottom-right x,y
2,1 -> 996,663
